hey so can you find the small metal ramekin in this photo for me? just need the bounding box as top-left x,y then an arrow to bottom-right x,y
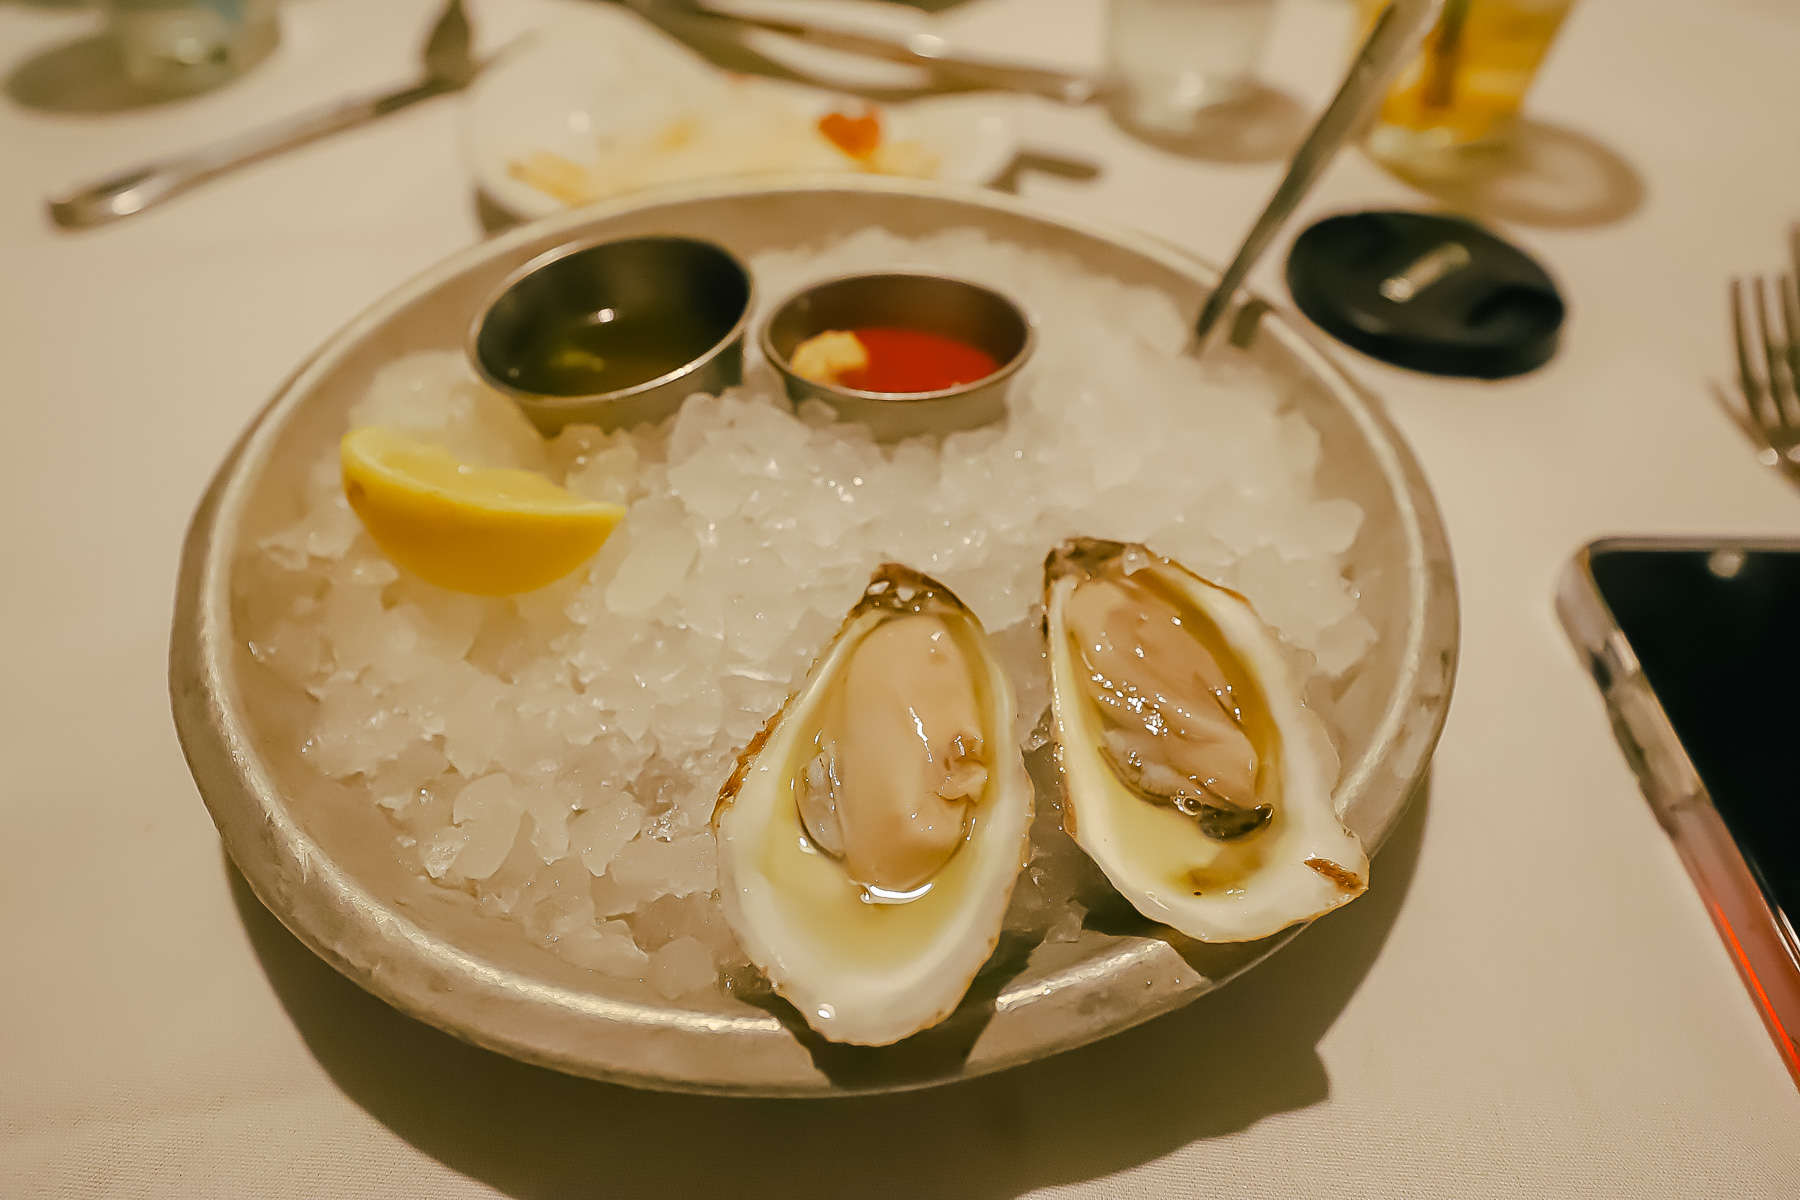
468,234 -> 753,434
761,271 -> 1034,441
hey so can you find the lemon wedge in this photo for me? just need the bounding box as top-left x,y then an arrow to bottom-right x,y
340,427 -> 625,596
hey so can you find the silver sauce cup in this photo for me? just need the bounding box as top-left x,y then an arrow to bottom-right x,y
468,234 -> 753,434
762,271 -> 1034,441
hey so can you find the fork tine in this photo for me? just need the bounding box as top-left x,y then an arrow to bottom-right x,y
1755,275 -> 1797,434
1711,379 -> 1767,447
1743,395 -> 1785,467
1730,277 -> 1770,424
1780,273 -> 1800,410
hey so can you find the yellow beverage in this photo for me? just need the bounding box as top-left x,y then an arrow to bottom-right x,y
1359,0 -> 1574,152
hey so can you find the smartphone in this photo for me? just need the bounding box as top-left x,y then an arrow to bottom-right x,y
1558,537 -> 1800,1087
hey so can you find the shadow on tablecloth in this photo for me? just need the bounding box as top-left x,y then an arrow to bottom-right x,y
228,781 -> 1430,1199
1105,83 -> 1312,166
1377,118 -> 1646,232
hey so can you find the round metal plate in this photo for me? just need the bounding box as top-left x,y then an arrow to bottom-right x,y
169,177 -> 1458,1097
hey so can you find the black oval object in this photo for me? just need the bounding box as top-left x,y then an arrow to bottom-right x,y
1285,211 -> 1565,379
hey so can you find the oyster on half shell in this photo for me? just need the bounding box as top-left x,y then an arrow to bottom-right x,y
1042,538 -> 1367,943
713,565 -> 1032,1046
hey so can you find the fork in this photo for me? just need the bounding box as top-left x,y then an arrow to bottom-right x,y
47,0 -> 476,229
1726,271 -> 1800,487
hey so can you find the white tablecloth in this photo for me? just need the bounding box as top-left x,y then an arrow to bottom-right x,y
6,0 -> 1799,1195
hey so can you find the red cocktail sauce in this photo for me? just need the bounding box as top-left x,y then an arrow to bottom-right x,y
838,327 -> 1001,394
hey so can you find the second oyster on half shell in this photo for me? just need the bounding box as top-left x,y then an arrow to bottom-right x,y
1042,538 -> 1368,943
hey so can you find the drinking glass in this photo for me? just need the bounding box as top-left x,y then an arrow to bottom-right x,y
1105,0 -> 1276,136
1359,0 -> 1576,161
108,0 -> 280,97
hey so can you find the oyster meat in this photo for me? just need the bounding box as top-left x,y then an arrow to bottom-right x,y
1042,538 -> 1367,942
713,565 -> 1032,1045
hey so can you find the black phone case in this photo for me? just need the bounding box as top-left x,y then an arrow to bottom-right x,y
1558,536 -> 1800,1087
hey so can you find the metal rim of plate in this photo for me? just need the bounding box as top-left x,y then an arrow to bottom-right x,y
169,176 -> 1460,1097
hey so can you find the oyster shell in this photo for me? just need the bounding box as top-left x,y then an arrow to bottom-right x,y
713,564 -> 1032,1045
1042,538 -> 1367,942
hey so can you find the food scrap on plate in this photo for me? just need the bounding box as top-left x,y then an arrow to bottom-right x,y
508,99 -> 939,207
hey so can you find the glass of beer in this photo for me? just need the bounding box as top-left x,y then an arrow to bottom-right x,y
1359,0 -> 1575,163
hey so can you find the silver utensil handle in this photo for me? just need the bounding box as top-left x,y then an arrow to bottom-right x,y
47,79 -> 443,230
899,33 -> 1101,105
1191,0 -> 1436,351
681,4 -> 1101,105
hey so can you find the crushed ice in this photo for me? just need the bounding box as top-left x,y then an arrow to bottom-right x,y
236,229 -> 1377,1000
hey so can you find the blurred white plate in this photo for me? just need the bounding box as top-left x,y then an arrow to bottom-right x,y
463,5 -> 1020,222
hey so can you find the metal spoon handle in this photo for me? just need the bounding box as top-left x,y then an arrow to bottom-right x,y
1191,0 -> 1436,352
47,78 -> 444,230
